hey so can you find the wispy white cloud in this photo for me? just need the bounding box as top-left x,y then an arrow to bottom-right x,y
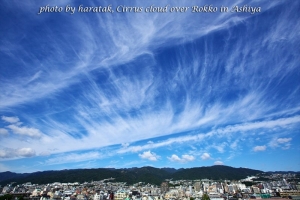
214,116 -> 300,135
122,143 -> 130,148
1,116 -> 20,124
0,114 -> 298,163
139,151 -> 160,161
0,128 -> 9,136
253,146 -> 267,152
0,3 -> 193,109
39,151 -> 51,156
0,148 -> 36,159
123,160 -> 147,168
1,116 -> 43,139
6,124 -> 42,139
0,0 -> 285,111
277,138 -> 292,143
211,143 -> 227,153
168,154 -> 195,163
269,137 -> 292,150
117,134 -> 201,154
117,116 -> 299,155
167,155 -> 181,162
45,151 -> 102,165
17,148 -> 36,157
230,139 -> 239,150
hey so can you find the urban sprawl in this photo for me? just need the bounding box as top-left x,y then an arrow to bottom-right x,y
1,173 -> 300,200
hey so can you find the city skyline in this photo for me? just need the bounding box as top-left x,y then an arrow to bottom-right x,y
0,0 -> 299,173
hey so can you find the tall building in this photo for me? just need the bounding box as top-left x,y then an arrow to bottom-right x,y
161,182 -> 169,194
227,185 -> 235,194
251,186 -> 260,194
194,182 -> 201,192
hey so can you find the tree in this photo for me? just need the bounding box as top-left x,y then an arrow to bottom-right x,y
0,194 -> 13,200
201,193 -> 210,200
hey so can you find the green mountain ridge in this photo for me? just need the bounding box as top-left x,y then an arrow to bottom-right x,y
0,165 -> 284,186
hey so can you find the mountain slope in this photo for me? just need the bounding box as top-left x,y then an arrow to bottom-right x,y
0,165 -> 263,186
172,165 -> 262,180
0,171 -> 29,182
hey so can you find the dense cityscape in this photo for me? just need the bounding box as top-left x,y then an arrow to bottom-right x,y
1,171 -> 300,200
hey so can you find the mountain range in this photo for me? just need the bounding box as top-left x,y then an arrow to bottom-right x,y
0,165 -> 295,186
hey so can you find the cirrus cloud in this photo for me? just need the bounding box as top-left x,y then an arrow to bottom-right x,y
269,137 -> 292,150
45,151 -> 102,165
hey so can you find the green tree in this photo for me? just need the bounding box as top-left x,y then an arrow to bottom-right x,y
201,193 -> 210,200
0,194 -> 13,200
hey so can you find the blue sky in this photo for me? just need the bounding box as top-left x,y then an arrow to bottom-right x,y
0,0 -> 299,173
